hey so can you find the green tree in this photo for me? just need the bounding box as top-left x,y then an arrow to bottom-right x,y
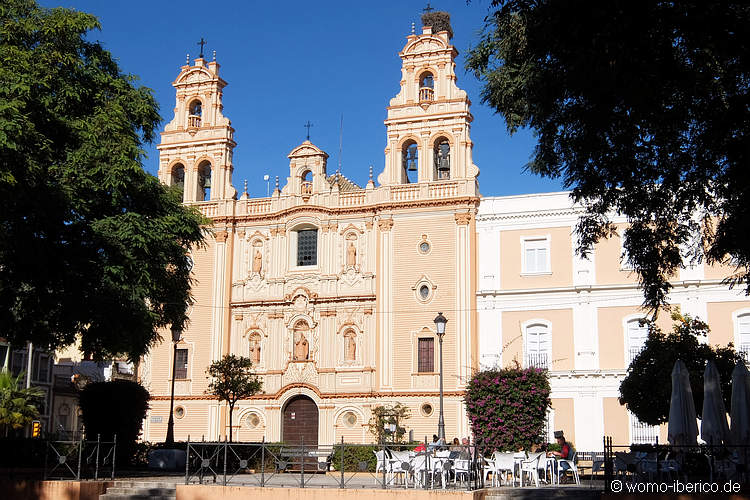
79,379 -> 150,465
367,403 -> 410,444
206,355 -> 262,442
467,0 -> 750,312
0,370 -> 44,437
619,312 -> 742,426
0,0 -> 206,360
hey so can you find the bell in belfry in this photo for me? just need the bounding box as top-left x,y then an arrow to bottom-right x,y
435,141 -> 450,174
403,143 -> 418,172
201,174 -> 212,189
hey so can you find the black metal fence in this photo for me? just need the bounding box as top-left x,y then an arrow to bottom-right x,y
185,436 -> 485,490
43,434 -> 117,480
602,436 -> 750,493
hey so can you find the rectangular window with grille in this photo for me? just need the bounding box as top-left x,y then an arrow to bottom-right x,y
174,349 -> 189,379
418,338 -> 434,373
297,229 -> 318,266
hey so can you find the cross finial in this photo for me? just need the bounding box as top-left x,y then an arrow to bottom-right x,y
423,2 -> 434,13
197,37 -> 207,58
304,120 -> 313,141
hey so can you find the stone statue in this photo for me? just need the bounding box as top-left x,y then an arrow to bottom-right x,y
249,336 -> 261,364
252,249 -> 262,273
345,332 -> 356,361
294,331 -> 309,361
346,241 -> 357,267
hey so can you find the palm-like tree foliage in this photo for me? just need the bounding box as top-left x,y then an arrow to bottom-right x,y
0,370 -> 44,436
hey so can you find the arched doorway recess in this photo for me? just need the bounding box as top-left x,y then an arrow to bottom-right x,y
282,395 -> 318,446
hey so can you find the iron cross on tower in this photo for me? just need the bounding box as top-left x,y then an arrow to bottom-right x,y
197,37 -> 207,59
304,121 -> 313,141
423,2 -> 434,13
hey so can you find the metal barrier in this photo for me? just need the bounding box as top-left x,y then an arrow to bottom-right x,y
602,435 -> 750,491
43,434 -> 116,480
185,437 -> 486,490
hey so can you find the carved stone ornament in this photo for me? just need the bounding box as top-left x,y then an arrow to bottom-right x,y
378,219 -> 394,231
214,230 -> 228,242
454,213 -> 472,225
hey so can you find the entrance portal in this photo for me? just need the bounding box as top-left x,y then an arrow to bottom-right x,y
282,395 -> 318,446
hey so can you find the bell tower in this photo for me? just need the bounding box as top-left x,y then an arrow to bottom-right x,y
379,16 -> 479,188
157,53 -> 236,202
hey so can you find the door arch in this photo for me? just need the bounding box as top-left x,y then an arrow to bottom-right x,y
282,395 -> 318,446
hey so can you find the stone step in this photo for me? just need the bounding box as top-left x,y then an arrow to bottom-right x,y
99,495 -> 175,500
112,480 -> 178,489
105,487 -> 176,495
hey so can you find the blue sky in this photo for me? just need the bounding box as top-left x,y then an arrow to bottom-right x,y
41,0 -> 564,199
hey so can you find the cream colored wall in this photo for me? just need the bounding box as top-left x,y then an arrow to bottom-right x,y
550,398 -> 575,444
594,224 -> 639,286
602,398 -> 628,445
500,309 -> 575,371
391,213 -> 458,391
148,239 -> 216,398
499,227 -> 572,289
596,305 -> 672,370
706,300 -> 750,346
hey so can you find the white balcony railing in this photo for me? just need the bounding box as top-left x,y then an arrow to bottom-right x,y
525,352 -> 549,369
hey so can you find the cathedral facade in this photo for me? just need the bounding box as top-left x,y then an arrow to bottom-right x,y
140,23 -> 479,445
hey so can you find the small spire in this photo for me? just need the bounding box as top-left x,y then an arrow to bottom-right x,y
243,179 -> 248,195
369,165 -> 374,181
212,50 -> 216,61
186,53 -> 190,65
411,22 -> 415,35
275,176 -> 279,189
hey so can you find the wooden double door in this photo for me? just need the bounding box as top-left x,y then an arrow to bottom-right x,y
282,395 -> 318,446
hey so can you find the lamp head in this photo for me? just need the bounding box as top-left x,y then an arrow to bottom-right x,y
433,312 -> 447,337
171,325 -> 183,343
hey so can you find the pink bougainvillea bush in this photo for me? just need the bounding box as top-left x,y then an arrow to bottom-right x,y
465,364 -> 551,452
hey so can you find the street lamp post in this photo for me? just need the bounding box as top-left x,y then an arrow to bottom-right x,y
165,325 -> 182,446
433,312 -> 447,442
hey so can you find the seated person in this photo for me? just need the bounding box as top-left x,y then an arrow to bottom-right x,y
547,431 -> 575,480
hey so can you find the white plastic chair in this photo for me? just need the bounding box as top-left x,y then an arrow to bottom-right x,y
492,452 -> 516,486
389,450 -> 411,486
519,452 -> 544,487
433,450 -> 452,489
557,451 -> 580,484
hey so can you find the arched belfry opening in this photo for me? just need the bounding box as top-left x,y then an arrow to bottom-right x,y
402,140 -> 418,183
419,72 -> 434,102
197,161 -> 212,201
434,138 -> 451,180
282,395 -> 318,446
188,99 -> 202,128
300,170 -> 313,196
171,163 -> 185,193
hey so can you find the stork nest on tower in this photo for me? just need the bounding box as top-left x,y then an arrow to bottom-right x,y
421,11 -> 453,39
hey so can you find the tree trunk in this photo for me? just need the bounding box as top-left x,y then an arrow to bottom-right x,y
228,402 -> 234,442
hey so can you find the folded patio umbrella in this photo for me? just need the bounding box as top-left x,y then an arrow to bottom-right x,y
729,361 -> 750,446
668,359 -> 698,446
701,360 -> 729,446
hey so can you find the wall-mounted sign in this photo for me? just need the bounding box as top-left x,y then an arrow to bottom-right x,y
151,416 -> 162,423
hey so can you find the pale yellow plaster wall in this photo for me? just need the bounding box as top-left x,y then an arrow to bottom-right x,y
597,306 -> 672,370
602,398 -> 629,445
550,398 -> 575,444
594,224 -> 639,286
147,399 -> 212,442
499,227 -> 573,290
391,213 -> 458,391
706,300 -> 750,347
704,261 -> 738,281
500,309 -> 575,371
